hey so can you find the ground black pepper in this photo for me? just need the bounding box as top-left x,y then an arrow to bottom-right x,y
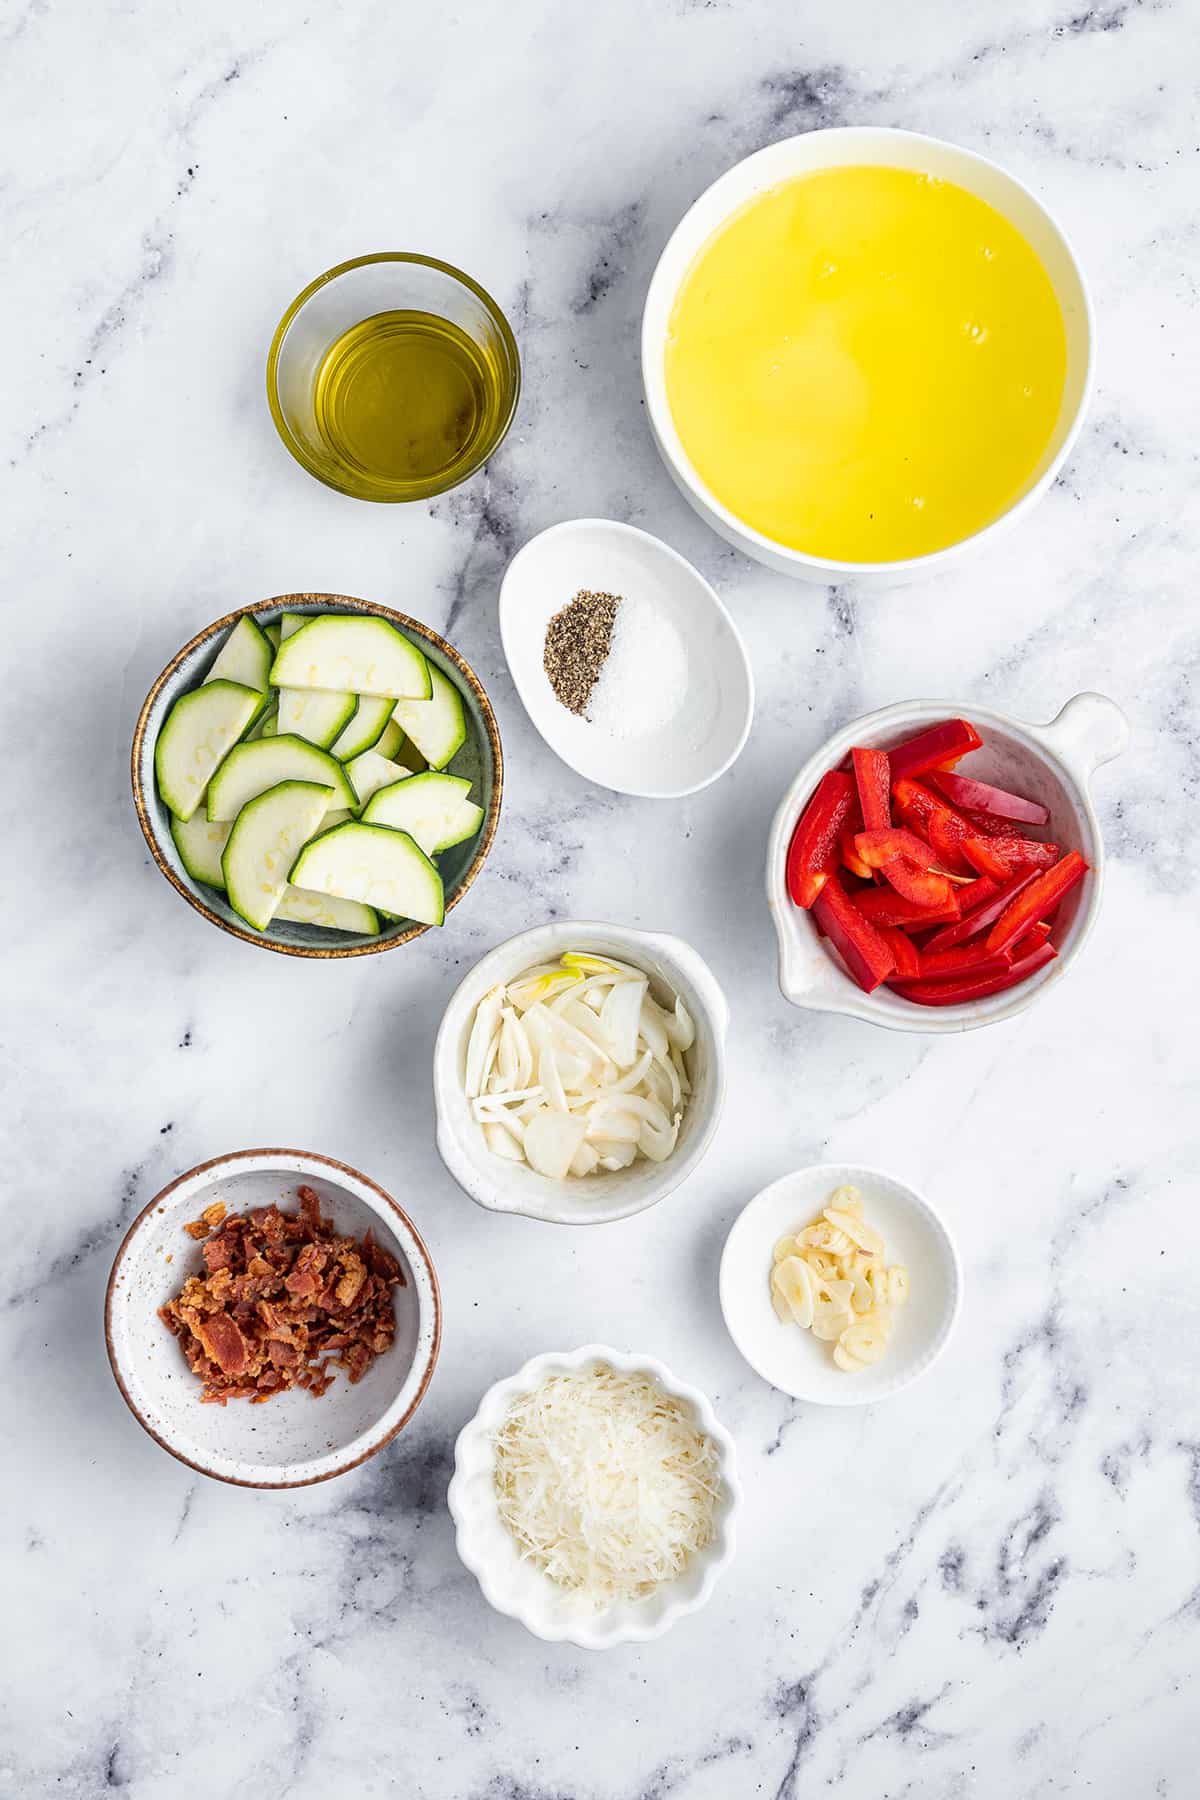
543,589 -> 621,716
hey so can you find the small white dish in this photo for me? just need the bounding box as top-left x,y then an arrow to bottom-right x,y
497,518 -> 754,798
433,920 -> 729,1225
447,1343 -> 741,1648
720,1164 -> 961,1406
642,126 -> 1093,586
766,692 -> 1129,1033
105,1148 -> 441,1488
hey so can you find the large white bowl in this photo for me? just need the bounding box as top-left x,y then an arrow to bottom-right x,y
498,518 -> 754,799
720,1164 -> 961,1406
433,921 -> 728,1225
641,126 -> 1094,586
766,692 -> 1128,1033
447,1344 -> 741,1648
105,1149 -> 441,1487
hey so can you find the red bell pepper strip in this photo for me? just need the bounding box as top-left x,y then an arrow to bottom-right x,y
853,886 -> 961,929
962,835 -> 1013,882
892,778 -> 975,873
957,875 -> 1000,916
888,719 -> 983,783
929,770 -> 1049,827
1012,919 -> 1053,957
889,939 -> 1058,1007
812,874 -> 897,993
912,943 -> 1014,982
840,828 -> 874,880
851,747 -> 891,832
880,859 -> 954,908
921,870 -> 1037,952
786,771 -> 856,909
979,833 -> 1061,874
986,851 -> 1088,955
876,924 -> 921,980
926,812 -> 975,876
854,827 -> 933,870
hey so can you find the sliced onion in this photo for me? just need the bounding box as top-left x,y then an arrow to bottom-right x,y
592,1139 -> 638,1171
500,1006 -> 533,1090
638,994 -> 670,1060
538,1044 -> 568,1113
484,1121 -> 525,1161
465,985 -> 504,1098
569,1139 -> 600,1178
523,1109 -> 587,1179
598,977 -> 648,1068
466,951 -> 694,1181
584,1101 -> 641,1144
664,995 -> 695,1052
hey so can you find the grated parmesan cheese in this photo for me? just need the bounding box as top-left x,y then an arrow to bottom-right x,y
493,1364 -> 721,1606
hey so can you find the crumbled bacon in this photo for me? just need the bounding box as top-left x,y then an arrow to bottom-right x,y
158,1185 -> 405,1406
183,1200 -> 227,1240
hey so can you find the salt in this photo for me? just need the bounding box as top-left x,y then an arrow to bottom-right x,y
585,594 -> 689,739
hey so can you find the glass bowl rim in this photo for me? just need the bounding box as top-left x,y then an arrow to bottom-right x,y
265,251 -> 521,501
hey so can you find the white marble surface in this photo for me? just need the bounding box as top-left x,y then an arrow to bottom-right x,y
3,1 -> 1199,1794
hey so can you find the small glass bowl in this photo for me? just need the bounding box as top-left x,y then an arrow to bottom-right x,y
266,252 -> 520,502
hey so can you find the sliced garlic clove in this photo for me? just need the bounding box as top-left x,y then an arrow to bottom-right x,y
824,1208 -> 884,1256
772,1256 -> 815,1330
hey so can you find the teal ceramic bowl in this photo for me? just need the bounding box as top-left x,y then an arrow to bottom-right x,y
131,593 -> 503,957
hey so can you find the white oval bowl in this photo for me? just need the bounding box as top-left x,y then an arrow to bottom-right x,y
642,126 -> 1094,586
766,692 -> 1128,1033
434,921 -> 729,1225
448,1344 -> 741,1648
720,1164 -> 961,1407
105,1149 -> 441,1488
498,518 -> 754,798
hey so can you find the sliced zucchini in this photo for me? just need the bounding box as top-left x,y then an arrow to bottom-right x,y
275,686 -> 356,749
390,663 -> 466,769
290,822 -> 444,926
362,772 -> 478,857
155,680 -> 262,821
222,781 -> 334,932
331,695 -> 394,761
374,717 -> 408,762
279,613 -> 306,640
264,621 -> 282,651
169,812 -> 231,888
269,616 -> 431,700
343,747 -> 421,809
441,798 -> 485,851
275,886 -> 381,933
245,701 -> 278,743
207,735 -> 356,821
203,615 -> 272,693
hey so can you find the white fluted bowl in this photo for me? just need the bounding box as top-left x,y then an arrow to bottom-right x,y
448,1345 -> 741,1648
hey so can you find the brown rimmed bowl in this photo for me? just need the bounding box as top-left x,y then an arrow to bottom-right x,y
131,593 -> 503,957
105,1149 -> 442,1488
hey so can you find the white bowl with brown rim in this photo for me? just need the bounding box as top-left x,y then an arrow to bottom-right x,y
105,1149 -> 441,1488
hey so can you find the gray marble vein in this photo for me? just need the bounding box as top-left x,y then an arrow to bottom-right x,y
2,0 -> 1199,1795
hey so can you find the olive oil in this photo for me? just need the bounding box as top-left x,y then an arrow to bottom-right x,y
665,166 -> 1068,562
312,310 -> 507,499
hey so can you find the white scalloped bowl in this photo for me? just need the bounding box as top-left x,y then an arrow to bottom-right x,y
433,921 -> 729,1225
447,1345 -> 741,1648
720,1164 -> 961,1406
766,692 -> 1129,1033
